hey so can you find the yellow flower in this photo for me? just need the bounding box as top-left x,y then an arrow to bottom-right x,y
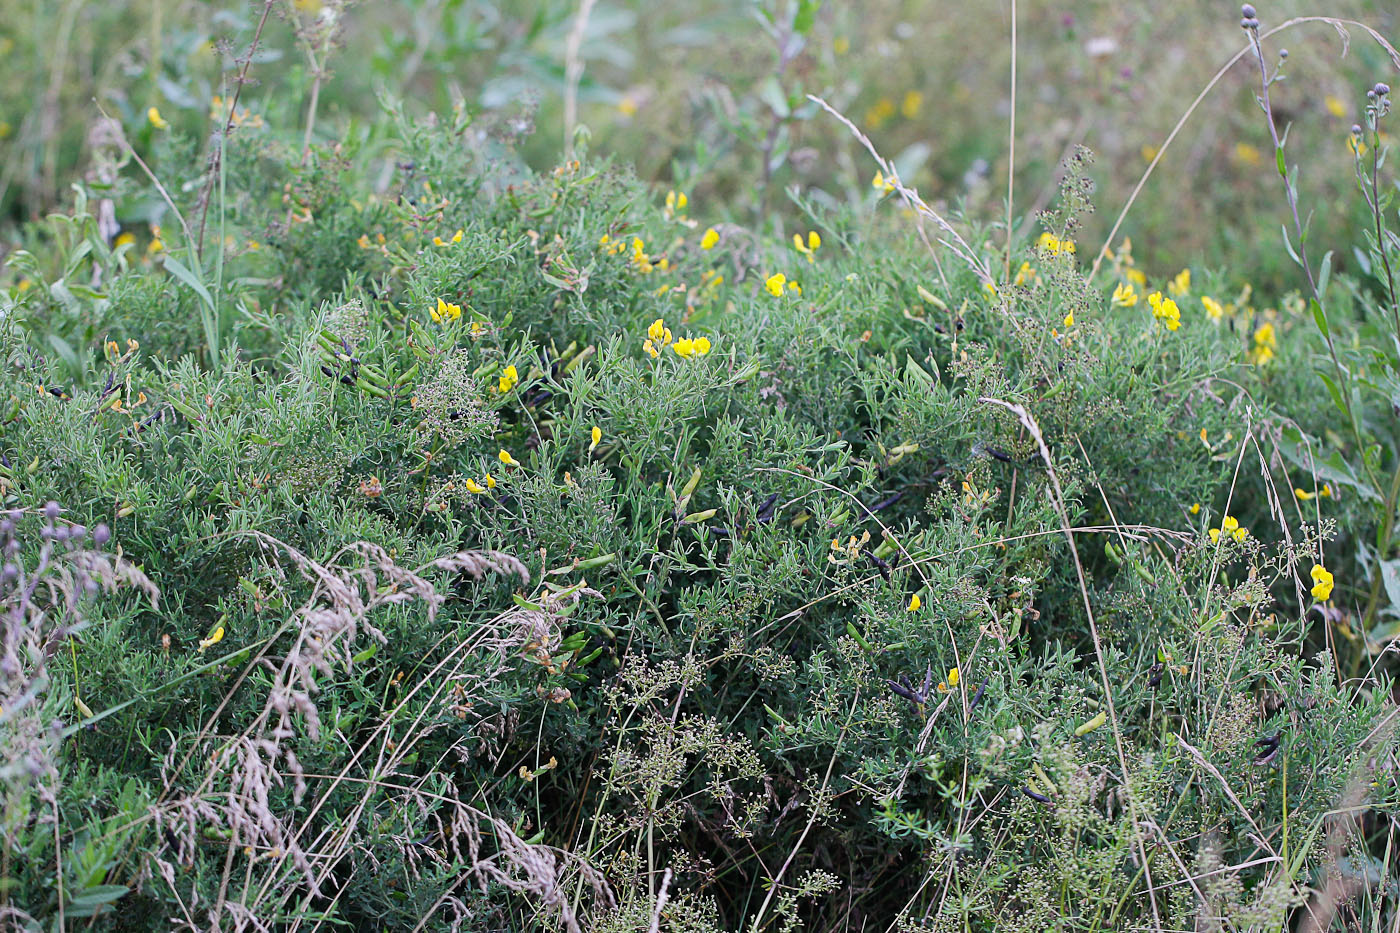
946,667 -> 959,688
673,337 -> 696,358
1062,311 -> 1075,327
498,449 -> 521,467
1169,269 -> 1191,296
198,625 -> 225,652
1324,94 -> 1347,118
147,107 -> 169,129
647,318 -> 674,345
907,593 -> 921,612
871,170 -> 896,193
1209,527 -> 1221,543
357,234 -> 371,249
1190,502 -> 1201,515
1250,322 -> 1277,365
865,97 -> 896,128
433,235 -> 446,247
665,190 -> 688,217
1310,564 -> 1334,601
793,231 -> 821,263
590,426 -> 602,451
765,273 -> 788,297
901,90 -> 923,119
452,229 -> 464,244
1111,282 -> 1139,307
1348,132 -> 1368,157
701,227 -> 720,250
1014,262 -> 1037,287
1126,267 -> 1147,288
1037,232 -> 1076,257
1148,291 -> 1181,331
1295,487 -> 1315,500
498,364 -> 519,393
464,477 -> 488,494
643,339 -> 659,358
693,336 -> 711,355
433,297 -> 462,323
787,280 -> 802,296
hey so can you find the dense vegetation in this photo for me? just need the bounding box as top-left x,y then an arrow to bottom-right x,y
3,1 -> 1400,930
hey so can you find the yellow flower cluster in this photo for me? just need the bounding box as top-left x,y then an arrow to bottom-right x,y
1209,515 -> 1248,544
1168,268 -> 1191,297
1310,563 -> 1334,601
664,190 -> 688,221
935,667 -> 959,694
464,474 -> 497,494
1294,483 -> 1333,501
431,297 -> 462,323
1148,291 -> 1181,331
643,317 -> 711,359
701,227 -> 720,250
765,273 -> 801,297
1112,282 -> 1139,307
793,231 -> 821,263
871,170 -> 897,193
498,365 -> 519,393
432,229 -> 464,247
1250,321 -> 1276,366
1037,232 -> 1076,257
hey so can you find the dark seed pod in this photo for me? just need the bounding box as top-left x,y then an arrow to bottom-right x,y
1022,787 -> 1053,804
1147,662 -> 1164,689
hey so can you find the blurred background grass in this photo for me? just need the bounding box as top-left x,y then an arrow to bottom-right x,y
2,0 -> 1396,291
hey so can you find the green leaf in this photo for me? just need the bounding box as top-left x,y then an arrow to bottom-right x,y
1275,146 -> 1287,178
1310,298 -> 1329,339
793,0 -> 821,35
161,254 -> 214,311
65,884 -> 129,918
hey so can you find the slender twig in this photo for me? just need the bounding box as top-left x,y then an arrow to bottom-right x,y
1003,0 -> 1017,282
196,0 -> 276,258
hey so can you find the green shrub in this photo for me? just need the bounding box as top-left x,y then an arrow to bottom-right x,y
1,84 -> 1396,932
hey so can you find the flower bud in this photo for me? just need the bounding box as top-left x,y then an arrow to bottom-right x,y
43,501 -> 60,521
1376,82 -> 1391,96
1352,124 -> 1363,135
93,523 -> 111,547
1279,49 -> 1288,58
1241,3 -> 1256,16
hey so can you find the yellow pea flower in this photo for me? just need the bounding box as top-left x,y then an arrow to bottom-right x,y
451,228 -> 463,243
1148,291 -> 1181,331
1169,268 -> 1191,296
1190,502 -> 1200,515
498,449 -> 521,467
693,336 -> 711,356
1310,564 -> 1334,601
464,477 -> 487,494
198,625 -> 225,652
871,170 -> 896,193
590,426 -> 602,451
498,365 -> 519,393
793,231 -> 821,263
908,594 -> 921,612
1201,295 -> 1224,320
765,273 -> 787,297
946,667 -> 959,688
701,227 -> 720,250
643,339 -> 659,358
147,107 -> 169,130
1111,282 -> 1139,307
1063,311 -> 1075,327
1295,487 -> 1315,500
673,337 -> 696,358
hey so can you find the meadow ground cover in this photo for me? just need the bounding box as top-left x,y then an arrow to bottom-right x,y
2,1 -> 1400,930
